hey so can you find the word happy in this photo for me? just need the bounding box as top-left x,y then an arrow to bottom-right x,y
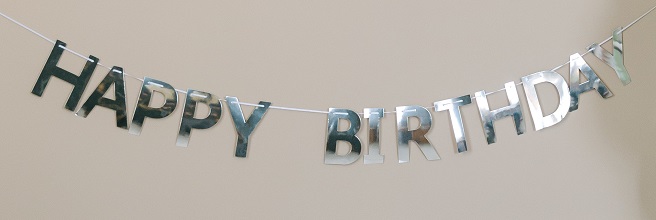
31,29 -> 630,165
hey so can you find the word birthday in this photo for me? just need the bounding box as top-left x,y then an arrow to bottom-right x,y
31,29 -> 630,165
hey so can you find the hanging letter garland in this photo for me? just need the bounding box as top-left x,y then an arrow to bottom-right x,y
1,5 -> 653,165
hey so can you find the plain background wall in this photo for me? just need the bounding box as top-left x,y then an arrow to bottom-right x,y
0,1 -> 654,219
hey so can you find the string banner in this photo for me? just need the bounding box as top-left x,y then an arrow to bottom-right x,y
2,6 -> 652,165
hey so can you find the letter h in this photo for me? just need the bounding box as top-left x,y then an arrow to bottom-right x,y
31,40 -> 98,111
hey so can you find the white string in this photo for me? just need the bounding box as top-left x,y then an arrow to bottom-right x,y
0,11 -> 55,44
1,5 -> 655,115
227,101 -> 330,114
268,106 -> 330,114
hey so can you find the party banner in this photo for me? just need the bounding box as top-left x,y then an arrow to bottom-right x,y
0,6 -> 651,165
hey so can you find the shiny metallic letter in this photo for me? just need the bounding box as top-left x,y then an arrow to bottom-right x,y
521,71 -> 571,131
325,108 -> 362,165
363,108 -> 384,164
569,53 -> 612,112
128,77 -> 178,135
226,96 -> 270,158
588,27 -> 630,85
176,89 -> 222,147
475,82 -> 525,145
396,106 -> 440,163
76,67 -> 128,129
31,40 -> 98,111
434,95 -> 472,153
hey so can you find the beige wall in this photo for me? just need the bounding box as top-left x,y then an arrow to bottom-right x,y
0,1 -> 654,219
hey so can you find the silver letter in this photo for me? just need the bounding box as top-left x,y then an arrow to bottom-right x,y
128,77 -> 178,135
588,27 -> 631,85
325,108 -> 362,165
434,95 -> 471,153
76,67 -> 128,129
475,82 -> 525,145
31,40 -> 98,111
176,89 -> 222,147
226,96 -> 270,158
522,71 -> 571,131
396,106 -> 439,163
363,108 -> 384,164
569,53 -> 612,112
